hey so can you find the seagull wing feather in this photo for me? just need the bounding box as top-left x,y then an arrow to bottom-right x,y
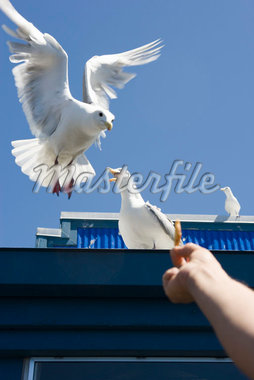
83,39 -> 163,109
145,201 -> 175,241
0,0 -> 72,138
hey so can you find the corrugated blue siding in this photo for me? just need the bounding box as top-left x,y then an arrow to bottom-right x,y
77,228 -> 126,249
77,227 -> 254,250
182,229 -> 254,250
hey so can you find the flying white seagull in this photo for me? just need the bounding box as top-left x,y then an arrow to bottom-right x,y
220,186 -> 241,218
0,0 -> 162,197
108,167 -> 177,249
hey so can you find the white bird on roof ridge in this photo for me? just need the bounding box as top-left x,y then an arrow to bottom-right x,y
220,186 -> 241,218
0,0 -> 163,198
108,167 -> 177,249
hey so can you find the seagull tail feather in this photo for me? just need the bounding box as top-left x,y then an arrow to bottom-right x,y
11,139 -> 96,192
11,138 -> 56,188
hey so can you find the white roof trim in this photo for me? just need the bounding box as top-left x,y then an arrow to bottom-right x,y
36,228 -> 62,237
60,212 -> 254,224
167,214 -> 254,223
60,212 -> 120,220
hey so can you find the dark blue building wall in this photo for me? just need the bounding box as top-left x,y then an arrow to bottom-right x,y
0,248 -> 253,379
0,359 -> 23,380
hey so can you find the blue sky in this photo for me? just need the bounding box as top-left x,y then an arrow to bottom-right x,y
1,0 -> 254,247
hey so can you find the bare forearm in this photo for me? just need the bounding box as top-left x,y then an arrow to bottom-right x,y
189,269 -> 254,379
164,244 -> 254,378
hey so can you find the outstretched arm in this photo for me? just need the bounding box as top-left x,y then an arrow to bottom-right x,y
163,243 -> 254,380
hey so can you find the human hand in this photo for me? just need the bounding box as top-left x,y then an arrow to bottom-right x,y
162,243 -> 225,303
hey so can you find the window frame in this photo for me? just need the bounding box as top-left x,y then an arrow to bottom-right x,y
23,356 -> 234,380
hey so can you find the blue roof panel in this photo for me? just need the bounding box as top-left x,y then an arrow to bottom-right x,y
77,228 -> 126,249
77,227 -> 254,251
182,229 -> 254,251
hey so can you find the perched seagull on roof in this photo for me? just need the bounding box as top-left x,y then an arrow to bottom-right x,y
220,186 -> 241,218
0,0 -> 163,197
108,167 -> 177,249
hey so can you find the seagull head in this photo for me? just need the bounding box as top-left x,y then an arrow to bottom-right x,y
94,109 -> 115,131
220,186 -> 232,197
220,186 -> 230,192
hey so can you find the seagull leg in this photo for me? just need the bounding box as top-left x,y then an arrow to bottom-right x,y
53,156 -> 75,198
52,180 -> 61,196
64,178 -> 74,199
51,156 -> 61,195
63,159 -> 75,198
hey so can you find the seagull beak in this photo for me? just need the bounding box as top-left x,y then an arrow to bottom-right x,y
107,167 -> 118,182
108,167 -> 117,175
104,121 -> 113,131
220,187 -> 225,191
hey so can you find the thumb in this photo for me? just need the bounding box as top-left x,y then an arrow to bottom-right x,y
172,243 -> 199,256
170,249 -> 186,268
170,243 -> 198,267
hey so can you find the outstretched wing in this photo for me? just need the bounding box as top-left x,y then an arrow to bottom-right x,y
145,201 -> 176,242
0,0 -> 72,138
83,39 -> 163,110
